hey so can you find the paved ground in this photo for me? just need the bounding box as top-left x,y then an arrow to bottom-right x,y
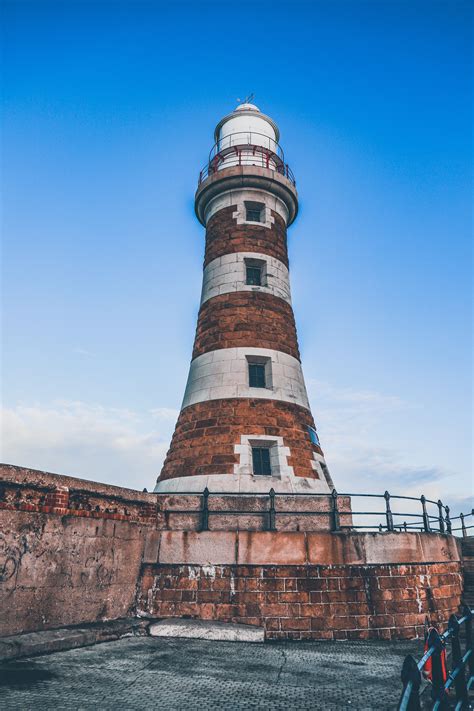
0,635 -> 424,710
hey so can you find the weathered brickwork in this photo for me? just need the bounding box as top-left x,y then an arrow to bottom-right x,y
0,467 -> 466,641
138,561 -> 464,641
192,291 -> 300,360
0,465 -> 157,524
204,206 -> 289,267
159,398 -> 324,482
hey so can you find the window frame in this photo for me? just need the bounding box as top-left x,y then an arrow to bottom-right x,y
251,446 -> 272,476
246,264 -> 262,286
246,355 -> 272,389
244,257 -> 267,288
307,426 -> 320,446
244,200 -> 265,224
248,362 -> 266,388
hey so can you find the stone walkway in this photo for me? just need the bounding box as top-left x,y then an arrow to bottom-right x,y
0,635 -> 424,710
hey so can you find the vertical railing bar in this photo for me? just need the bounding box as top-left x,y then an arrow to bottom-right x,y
448,613 -> 469,706
384,490 -> 394,532
421,495 -> 431,532
445,505 -> 452,534
200,487 -> 209,531
437,500 -> 445,533
268,488 -> 276,532
331,489 -> 340,532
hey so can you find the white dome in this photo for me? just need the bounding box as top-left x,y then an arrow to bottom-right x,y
235,103 -> 260,112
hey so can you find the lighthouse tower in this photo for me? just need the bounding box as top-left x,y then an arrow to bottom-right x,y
155,103 -> 333,494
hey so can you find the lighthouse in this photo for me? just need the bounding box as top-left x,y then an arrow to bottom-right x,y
155,102 -> 333,494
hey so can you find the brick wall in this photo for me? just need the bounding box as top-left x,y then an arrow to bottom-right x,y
205,207 -> 288,267
0,465 -> 158,637
138,561 -> 463,641
0,466 -> 465,641
193,292 -> 300,360
160,399 -> 325,481
0,465 -> 157,524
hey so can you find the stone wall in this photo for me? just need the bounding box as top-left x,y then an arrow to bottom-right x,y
159,399 -> 327,482
193,292 -> 300,359
1,509 -> 147,637
0,465 -> 465,641
0,465 -> 157,637
138,530 -> 463,641
204,206 -> 288,266
139,561 -> 462,641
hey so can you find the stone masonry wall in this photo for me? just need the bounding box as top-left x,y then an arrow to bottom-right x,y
0,466 -> 465,641
159,399 -> 324,482
204,207 -> 289,267
1,509 -> 147,637
192,292 -> 300,360
138,561 -> 463,641
0,465 -> 157,637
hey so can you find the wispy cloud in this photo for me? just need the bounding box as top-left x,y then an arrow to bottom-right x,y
305,378 -> 462,502
0,400 -> 176,491
0,384 -> 469,516
72,347 -> 94,357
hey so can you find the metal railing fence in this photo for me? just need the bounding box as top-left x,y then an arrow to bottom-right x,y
398,607 -> 474,710
156,488 -> 473,536
198,132 -> 296,185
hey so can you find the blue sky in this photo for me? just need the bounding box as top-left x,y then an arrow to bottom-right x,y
2,0 -> 472,511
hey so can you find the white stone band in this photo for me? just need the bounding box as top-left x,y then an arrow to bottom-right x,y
200,252 -> 291,306
181,347 -> 310,410
154,469 -> 331,494
204,188 -> 289,226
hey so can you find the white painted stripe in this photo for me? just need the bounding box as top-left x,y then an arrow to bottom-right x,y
204,188 -> 289,225
181,347 -> 310,410
154,470 -> 331,494
200,252 -> 291,305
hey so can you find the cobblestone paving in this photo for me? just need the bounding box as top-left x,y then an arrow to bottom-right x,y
0,635 -> 424,710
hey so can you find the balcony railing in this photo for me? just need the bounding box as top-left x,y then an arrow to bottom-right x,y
155,489 -> 473,535
198,131 -> 296,186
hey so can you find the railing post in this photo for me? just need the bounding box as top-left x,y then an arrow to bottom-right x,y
331,489 -> 340,532
268,488 -> 276,531
200,487 -> 209,531
463,605 -> 473,679
448,613 -> 469,707
398,655 -> 421,711
384,490 -> 394,531
421,495 -> 431,532
427,627 -> 448,708
460,512 -> 467,537
437,500 -> 445,533
445,505 -> 452,534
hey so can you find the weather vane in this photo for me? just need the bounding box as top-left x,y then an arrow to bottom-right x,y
237,93 -> 255,105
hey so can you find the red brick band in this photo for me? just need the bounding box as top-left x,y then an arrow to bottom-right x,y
192,291 -> 300,360
139,560 -> 463,641
159,398 -> 323,482
205,206 -> 289,267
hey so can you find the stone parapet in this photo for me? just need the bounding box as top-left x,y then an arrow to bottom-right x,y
0,464 -> 157,523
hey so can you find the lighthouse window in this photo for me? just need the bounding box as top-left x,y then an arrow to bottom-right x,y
245,201 -> 264,223
252,447 -> 272,476
307,426 -> 320,446
248,362 -> 266,388
246,265 -> 262,286
245,257 -> 266,287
